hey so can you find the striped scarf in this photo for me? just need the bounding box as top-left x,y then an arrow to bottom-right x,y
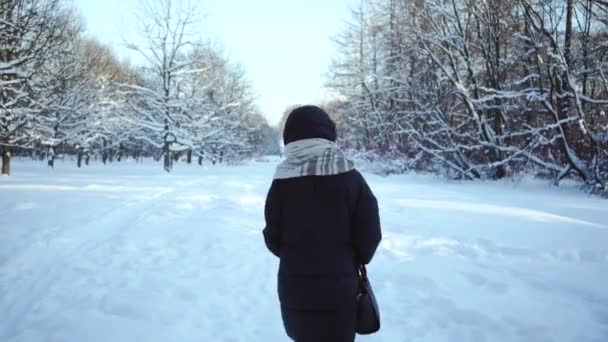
274,138 -> 355,179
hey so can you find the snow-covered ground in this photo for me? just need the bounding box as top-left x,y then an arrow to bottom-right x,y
1,158 -> 607,342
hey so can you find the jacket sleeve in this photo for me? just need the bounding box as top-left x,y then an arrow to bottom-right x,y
352,172 -> 382,265
263,180 -> 282,257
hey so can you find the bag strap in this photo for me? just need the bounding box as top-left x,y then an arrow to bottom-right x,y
360,265 -> 368,278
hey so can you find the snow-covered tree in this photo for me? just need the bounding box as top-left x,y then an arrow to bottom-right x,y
327,0 -> 608,194
122,0 -> 267,171
0,0 -> 74,175
0,0 -> 288,175
121,0 -> 208,172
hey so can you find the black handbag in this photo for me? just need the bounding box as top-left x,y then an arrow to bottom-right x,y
356,265 -> 380,334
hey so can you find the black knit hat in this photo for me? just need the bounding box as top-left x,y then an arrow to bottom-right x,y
283,105 -> 337,145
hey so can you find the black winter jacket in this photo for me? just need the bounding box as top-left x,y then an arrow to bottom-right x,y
263,169 -> 382,311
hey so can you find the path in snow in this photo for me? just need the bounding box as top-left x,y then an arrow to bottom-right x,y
0,159 -> 607,341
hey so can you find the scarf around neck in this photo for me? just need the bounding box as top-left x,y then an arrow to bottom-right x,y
274,138 -> 355,180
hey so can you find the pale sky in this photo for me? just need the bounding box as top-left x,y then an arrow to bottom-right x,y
74,0 -> 356,126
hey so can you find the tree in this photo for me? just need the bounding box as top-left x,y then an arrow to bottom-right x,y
327,0 -> 608,193
124,0 -> 206,172
1,0 -> 74,175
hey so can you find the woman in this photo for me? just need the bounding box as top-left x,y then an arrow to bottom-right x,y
263,105 -> 382,342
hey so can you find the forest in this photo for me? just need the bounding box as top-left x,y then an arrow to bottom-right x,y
0,0 -> 280,176
2,0 -> 608,195
326,0 -> 608,195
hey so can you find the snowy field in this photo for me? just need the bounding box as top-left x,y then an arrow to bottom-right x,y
1,158 -> 607,342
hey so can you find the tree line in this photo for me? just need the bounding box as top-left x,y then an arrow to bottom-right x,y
0,0 -> 279,175
327,0 -> 608,195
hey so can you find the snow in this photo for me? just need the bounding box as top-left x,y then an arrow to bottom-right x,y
1,159 -> 607,342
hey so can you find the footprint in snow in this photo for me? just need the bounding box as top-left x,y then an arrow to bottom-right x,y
461,272 -> 509,295
14,201 -> 38,211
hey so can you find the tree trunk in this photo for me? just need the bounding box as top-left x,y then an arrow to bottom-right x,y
163,141 -> 172,172
187,150 -> 192,164
2,144 -> 11,176
564,0 -> 574,69
198,155 -> 203,165
85,154 -> 90,166
102,138 -> 108,164
47,147 -> 55,168
77,153 -> 83,168
163,152 -> 172,172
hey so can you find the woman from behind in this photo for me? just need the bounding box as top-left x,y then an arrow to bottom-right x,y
263,105 -> 382,342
